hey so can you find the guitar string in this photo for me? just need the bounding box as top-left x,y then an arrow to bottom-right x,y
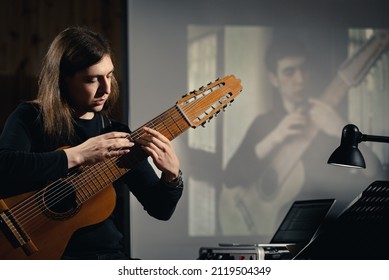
9,76 -> 232,219
19,157 -> 132,235
3,111 -> 170,225
11,107 -> 184,226
8,87 -> 224,221
5,82 -> 235,236
12,81 -> 233,222
6,99 -> 202,232
28,80 -> 236,216
4,83 -> 235,237
20,101 -> 206,233
4,117 -> 177,236
6,88 -> 238,244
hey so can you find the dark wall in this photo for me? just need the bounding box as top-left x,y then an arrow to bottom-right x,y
0,0 -> 126,129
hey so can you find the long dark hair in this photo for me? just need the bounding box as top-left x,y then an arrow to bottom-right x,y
35,26 -> 119,142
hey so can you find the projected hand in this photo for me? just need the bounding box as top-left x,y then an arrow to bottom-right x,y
308,98 -> 344,138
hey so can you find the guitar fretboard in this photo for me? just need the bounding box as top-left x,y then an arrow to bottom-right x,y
74,105 -> 190,203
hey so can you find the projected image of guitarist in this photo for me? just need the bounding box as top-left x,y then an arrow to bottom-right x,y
0,26 -> 185,260
221,31 -> 387,237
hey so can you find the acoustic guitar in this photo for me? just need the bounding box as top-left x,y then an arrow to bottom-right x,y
0,75 -> 242,259
219,30 -> 389,236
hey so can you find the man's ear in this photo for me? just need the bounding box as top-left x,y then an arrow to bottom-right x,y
268,72 -> 279,88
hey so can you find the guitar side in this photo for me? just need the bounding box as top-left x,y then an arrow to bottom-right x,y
0,185 -> 116,260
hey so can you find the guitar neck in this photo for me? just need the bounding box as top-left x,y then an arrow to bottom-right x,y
320,75 -> 350,107
119,104 -> 191,170
322,30 -> 389,107
131,104 -> 191,142
65,74 -> 243,204
76,105 -> 190,202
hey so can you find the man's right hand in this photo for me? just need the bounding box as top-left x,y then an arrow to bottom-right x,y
64,132 -> 134,169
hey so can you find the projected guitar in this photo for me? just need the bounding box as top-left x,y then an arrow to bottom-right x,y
0,75 -> 242,259
219,30 -> 389,236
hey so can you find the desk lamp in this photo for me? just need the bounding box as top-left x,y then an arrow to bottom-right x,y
328,124 -> 389,168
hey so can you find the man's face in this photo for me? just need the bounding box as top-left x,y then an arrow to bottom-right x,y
65,54 -> 114,119
270,56 -> 308,105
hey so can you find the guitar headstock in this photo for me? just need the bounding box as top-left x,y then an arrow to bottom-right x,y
177,75 -> 243,128
338,30 -> 389,87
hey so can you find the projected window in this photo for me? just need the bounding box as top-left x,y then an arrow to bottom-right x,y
187,26 -> 218,153
347,29 -> 389,168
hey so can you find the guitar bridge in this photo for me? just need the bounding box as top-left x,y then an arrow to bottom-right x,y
0,199 -> 38,256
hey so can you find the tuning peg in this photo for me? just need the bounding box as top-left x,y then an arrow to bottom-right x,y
182,90 -> 195,98
201,121 -> 207,127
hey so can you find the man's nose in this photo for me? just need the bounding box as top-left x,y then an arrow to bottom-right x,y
294,69 -> 305,84
99,77 -> 111,94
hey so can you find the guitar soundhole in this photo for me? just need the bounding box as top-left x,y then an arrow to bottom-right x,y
39,183 -> 80,220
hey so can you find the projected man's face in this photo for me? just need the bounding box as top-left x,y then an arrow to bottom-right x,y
269,56 -> 308,106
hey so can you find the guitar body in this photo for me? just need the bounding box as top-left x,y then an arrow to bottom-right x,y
0,185 -> 116,260
219,161 -> 305,235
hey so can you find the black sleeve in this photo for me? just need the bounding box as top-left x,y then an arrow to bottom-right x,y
0,103 -> 68,198
122,158 -> 183,221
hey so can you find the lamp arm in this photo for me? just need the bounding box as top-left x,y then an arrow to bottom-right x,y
361,134 -> 389,143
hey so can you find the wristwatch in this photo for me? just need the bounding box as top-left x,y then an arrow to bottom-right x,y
163,169 -> 183,188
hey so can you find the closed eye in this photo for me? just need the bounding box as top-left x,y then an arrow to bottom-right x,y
86,78 -> 98,83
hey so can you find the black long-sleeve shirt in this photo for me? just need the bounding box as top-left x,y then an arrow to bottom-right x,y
0,102 -> 183,257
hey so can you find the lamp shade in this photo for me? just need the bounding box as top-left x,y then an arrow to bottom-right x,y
327,124 -> 366,168
327,145 -> 366,168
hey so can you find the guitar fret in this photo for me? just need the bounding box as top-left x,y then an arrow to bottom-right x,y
75,176 -> 89,202
112,162 -> 126,177
79,172 -> 93,198
169,111 -> 184,134
76,191 -> 87,204
83,169 -> 99,196
89,177 -> 100,195
98,169 -> 109,187
75,159 -> 125,203
160,115 -> 174,138
149,107 -> 185,141
82,183 -> 93,197
105,161 -> 118,181
149,119 -> 157,131
94,171 -> 106,189
75,196 -> 82,205
79,159 -> 130,195
106,163 -> 117,178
